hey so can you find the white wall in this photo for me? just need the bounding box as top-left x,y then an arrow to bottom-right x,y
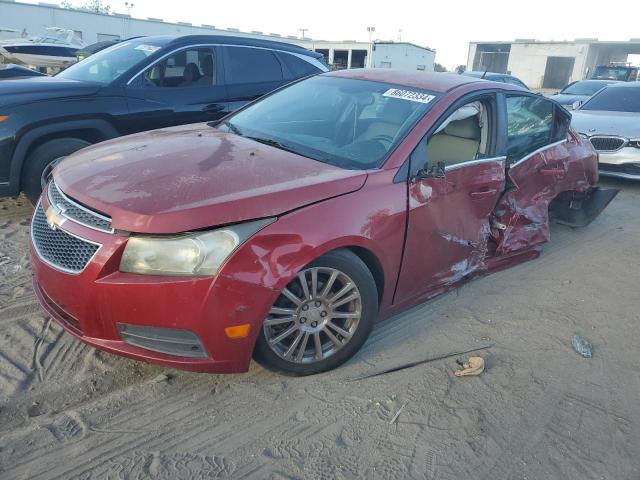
0,0 -> 297,45
371,43 -> 435,71
506,42 -> 588,89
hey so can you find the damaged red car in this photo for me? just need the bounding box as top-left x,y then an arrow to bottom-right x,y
30,70 -> 618,375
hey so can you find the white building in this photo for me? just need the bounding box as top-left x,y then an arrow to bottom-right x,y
0,0 -> 435,72
467,39 -> 640,90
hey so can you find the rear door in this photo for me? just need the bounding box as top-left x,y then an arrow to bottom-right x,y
493,93 -> 573,254
395,93 -> 506,303
223,46 -> 286,112
124,46 -> 229,132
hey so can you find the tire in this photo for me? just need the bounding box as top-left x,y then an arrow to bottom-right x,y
253,249 -> 378,375
22,138 -> 91,204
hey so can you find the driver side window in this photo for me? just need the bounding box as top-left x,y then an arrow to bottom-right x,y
412,97 -> 494,176
143,48 -> 216,88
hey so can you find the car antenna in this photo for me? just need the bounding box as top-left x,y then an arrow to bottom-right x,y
481,70 -> 488,79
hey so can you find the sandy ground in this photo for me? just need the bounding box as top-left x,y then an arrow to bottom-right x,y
0,178 -> 639,480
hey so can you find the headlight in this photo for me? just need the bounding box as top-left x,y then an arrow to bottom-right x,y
578,132 -> 589,139
629,139 -> 640,149
119,218 -> 275,276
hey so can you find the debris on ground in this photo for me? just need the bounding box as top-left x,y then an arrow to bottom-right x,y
454,356 -> 485,377
389,402 -> 407,425
572,334 -> 593,358
348,343 -> 493,381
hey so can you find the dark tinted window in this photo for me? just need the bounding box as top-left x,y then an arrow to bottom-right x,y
580,87 -> 640,113
562,80 -> 613,96
504,76 -> 527,89
279,53 -> 320,78
506,95 -> 554,160
143,48 -> 216,88
226,47 -> 283,84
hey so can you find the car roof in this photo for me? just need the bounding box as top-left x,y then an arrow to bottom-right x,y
322,69 -> 483,93
136,35 -> 323,59
463,71 -> 510,79
606,81 -> 640,89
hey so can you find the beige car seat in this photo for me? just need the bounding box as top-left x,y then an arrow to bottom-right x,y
427,116 -> 481,166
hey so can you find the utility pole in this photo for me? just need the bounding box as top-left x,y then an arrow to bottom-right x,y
366,26 -> 376,68
299,28 -> 308,39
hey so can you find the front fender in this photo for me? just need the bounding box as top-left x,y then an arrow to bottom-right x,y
218,169 -> 407,318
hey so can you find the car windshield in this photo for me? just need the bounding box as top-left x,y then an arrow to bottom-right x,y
591,66 -> 634,81
220,76 -> 438,170
562,81 -> 611,96
580,87 -> 640,113
56,38 -> 169,84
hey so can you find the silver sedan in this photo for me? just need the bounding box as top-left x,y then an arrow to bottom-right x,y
571,83 -> 640,180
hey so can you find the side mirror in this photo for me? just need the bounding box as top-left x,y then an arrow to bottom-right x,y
571,100 -> 582,110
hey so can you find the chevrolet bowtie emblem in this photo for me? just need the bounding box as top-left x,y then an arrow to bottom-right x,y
45,205 -> 66,230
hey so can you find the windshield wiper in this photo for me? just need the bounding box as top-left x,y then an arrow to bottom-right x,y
246,136 -> 300,155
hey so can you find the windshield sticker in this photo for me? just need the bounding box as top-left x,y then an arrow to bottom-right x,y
134,44 -> 161,54
383,88 -> 435,104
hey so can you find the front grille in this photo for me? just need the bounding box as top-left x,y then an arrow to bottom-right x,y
589,136 -> 626,152
31,204 -> 100,274
48,181 -> 113,233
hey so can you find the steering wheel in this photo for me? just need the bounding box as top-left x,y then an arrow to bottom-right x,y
370,134 -> 394,148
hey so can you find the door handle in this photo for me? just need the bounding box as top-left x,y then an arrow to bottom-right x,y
203,104 -> 225,113
539,167 -> 565,177
469,188 -> 497,199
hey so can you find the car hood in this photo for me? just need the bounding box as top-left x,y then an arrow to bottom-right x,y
0,76 -> 101,107
54,124 -> 368,234
570,110 -> 640,138
549,93 -> 589,105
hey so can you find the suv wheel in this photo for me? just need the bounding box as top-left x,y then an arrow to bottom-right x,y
23,138 -> 91,204
253,249 -> 378,375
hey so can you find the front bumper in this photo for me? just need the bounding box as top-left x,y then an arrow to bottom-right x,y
598,147 -> 640,180
30,196 -> 279,374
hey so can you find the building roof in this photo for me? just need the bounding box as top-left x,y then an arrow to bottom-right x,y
374,41 -> 436,53
324,69 -> 480,92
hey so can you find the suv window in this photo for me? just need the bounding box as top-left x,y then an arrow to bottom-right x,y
505,95 -> 554,160
279,53 -> 320,78
504,76 -> 527,89
143,48 -> 216,88
226,47 -> 283,84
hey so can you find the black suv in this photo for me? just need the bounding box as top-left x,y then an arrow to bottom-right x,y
0,35 -> 327,201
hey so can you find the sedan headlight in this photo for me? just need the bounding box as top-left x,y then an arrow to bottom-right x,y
120,218 -> 275,276
629,139 -> 640,149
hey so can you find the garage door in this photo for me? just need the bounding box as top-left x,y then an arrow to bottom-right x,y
542,56 -> 576,89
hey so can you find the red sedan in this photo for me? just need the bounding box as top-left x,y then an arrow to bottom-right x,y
30,70 -> 617,375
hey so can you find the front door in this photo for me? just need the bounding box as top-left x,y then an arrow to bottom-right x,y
124,46 -> 229,133
395,95 -> 506,303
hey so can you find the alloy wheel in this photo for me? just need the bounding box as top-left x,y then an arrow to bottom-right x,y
264,267 -> 362,364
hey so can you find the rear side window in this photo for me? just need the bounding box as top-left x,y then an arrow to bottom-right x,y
505,95 -> 553,160
504,76 -> 527,89
279,53 -> 320,78
225,46 -> 283,84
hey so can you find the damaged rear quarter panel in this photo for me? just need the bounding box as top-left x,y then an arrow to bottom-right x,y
493,131 -> 597,255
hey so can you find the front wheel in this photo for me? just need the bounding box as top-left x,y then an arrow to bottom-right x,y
253,249 -> 378,375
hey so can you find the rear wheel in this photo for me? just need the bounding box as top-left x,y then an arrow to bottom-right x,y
22,138 -> 91,204
253,249 -> 378,375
